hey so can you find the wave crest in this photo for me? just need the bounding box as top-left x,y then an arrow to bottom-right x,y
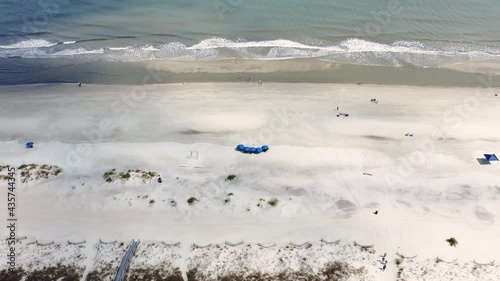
0,37 -> 498,68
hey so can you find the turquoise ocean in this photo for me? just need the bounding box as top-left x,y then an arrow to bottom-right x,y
1,0 -> 500,85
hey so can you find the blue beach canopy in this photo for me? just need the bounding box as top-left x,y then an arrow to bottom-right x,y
243,147 -> 250,153
256,147 -> 263,153
250,147 -> 256,153
236,144 -> 245,150
262,145 -> 269,151
26,142 -> 34,148
484,154 -> 499,161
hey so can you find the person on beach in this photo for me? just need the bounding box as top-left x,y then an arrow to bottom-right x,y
373,211 -> 378,215
382,264 -> 387,271
258,80 -> 262,86
336,106 -> 339,111
78,82 -> 82,87
157,175 -> 162,183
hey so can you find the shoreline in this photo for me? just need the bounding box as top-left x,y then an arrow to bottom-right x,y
2,58 -> 500,87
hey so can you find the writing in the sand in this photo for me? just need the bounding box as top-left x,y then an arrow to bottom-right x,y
6,166 -> 16,272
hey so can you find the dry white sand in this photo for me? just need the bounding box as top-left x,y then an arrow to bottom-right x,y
0,82 -> 499,280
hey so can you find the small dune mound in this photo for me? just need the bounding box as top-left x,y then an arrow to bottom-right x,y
103,169 -> 158,183
17,164 -> 62,183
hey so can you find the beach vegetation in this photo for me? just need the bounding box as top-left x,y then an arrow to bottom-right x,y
103,169 -> 116,182
141,171 -> 158,180
119,171 -> 131,180
446,237 -> 458,247
149,199 -> 155,206
0,175 -> 14,181
226,174 -> 237,181
15,164 -> 63,182
268,198 -> 279,207
227,192 -> 234,196
187,197 -> 198,205
170,200 -> 177,207
224,198 -> 231,204
54,168 -> 62,176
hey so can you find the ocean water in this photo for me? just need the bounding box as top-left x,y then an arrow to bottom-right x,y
1,0 -> 500,85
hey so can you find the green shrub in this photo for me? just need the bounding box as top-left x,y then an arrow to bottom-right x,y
446,237 -> 458,247
226,174 -> 237,181
170,200 -> 177,207
227,192 -> 234,196
119,172 -> 131,179
268,198 -> 279,207
103,169 -> 115,182
224,198 -> 231,204
149,199 -> 155,205
187,197 -> 198,205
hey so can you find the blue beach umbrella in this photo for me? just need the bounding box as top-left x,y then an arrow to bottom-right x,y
484,154 -> 499,161
236,144 -> 245,150
262,145 -> 269,152
26,141 -> 34,148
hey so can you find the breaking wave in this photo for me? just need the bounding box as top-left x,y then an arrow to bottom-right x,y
0,37 -> 498,67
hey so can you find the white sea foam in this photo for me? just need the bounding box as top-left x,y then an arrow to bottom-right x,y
50,48 -> 104,56
0,39 -> 58,49
0,37 -> 498,67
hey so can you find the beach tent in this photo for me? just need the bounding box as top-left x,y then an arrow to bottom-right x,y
25,142 -> 34,148
484,154 -> 499,161
236,144 -> 245,150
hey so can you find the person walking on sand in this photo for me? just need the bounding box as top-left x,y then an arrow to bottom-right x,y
258,80 -> 262,86
382,264 -> 387,271
336,106 -> 339,111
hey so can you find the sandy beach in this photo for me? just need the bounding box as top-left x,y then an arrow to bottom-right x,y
1,82 -> 499,280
